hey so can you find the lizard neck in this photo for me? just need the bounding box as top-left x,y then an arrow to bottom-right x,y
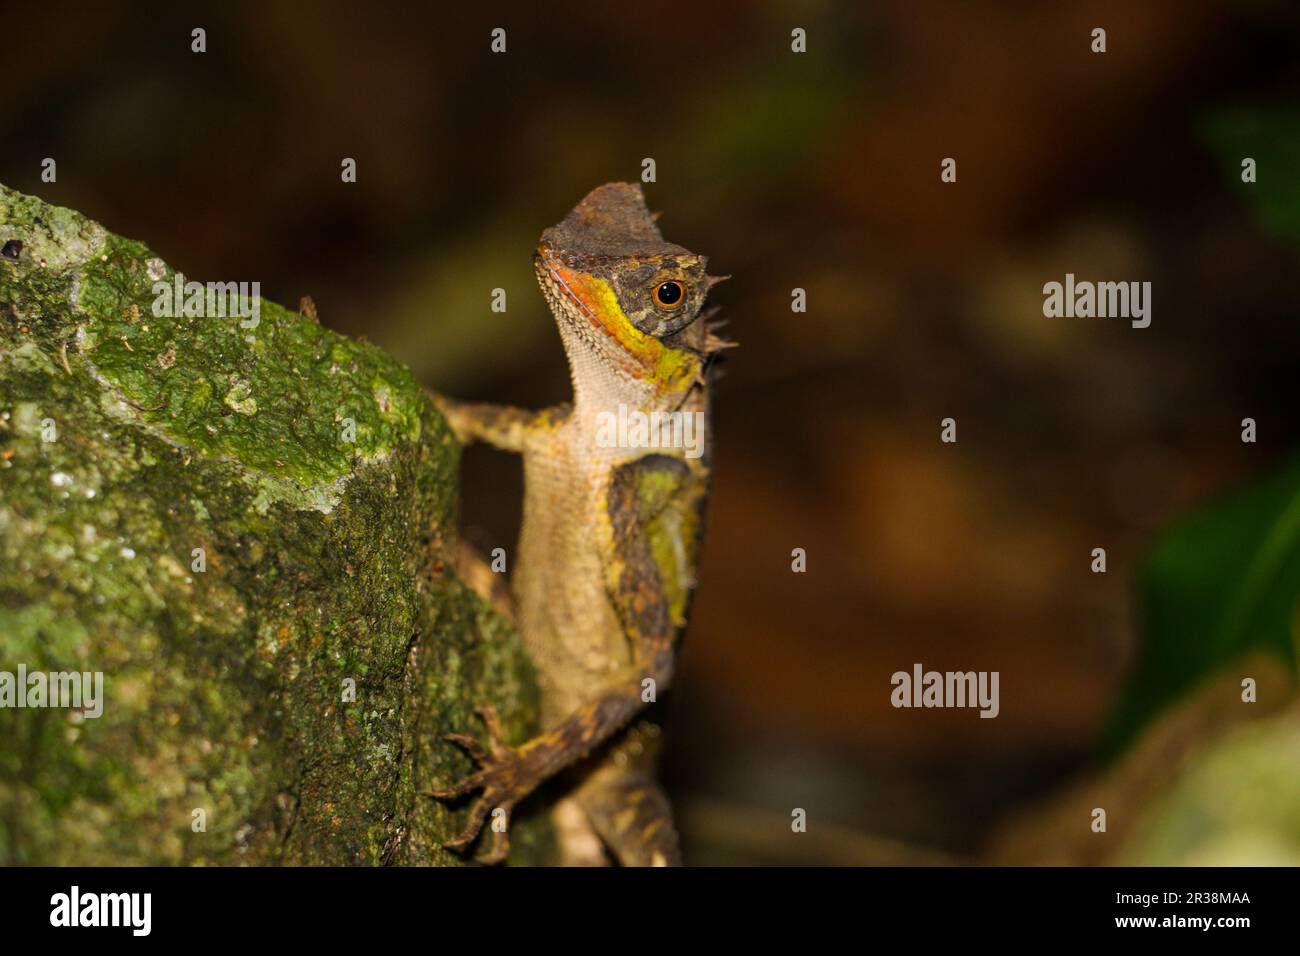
560,323 -> 697,415
558,322 -> 707,451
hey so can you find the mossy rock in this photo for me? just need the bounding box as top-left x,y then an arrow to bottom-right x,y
0,184 -> 548,865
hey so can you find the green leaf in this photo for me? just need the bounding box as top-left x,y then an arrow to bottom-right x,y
1105,453 -> 1300,754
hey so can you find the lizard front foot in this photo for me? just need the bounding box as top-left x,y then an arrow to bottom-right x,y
423,704 -> 541,865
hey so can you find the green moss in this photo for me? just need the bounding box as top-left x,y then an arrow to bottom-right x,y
0,183 -> 549,865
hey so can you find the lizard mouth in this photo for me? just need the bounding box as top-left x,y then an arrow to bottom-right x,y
536,246 -> 592,319
535,245 -> 662,383
536,246 -> 636,350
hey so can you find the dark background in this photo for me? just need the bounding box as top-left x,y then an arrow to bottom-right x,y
6,1 -> 1300,863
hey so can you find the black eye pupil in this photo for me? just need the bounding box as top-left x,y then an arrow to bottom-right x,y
656,281 -> 683,306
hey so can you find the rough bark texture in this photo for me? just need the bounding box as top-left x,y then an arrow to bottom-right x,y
0,184 -> 550,865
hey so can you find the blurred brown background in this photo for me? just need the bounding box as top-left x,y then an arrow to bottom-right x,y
6,0 -> 1300,863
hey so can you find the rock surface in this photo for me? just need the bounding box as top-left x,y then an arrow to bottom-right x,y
0,184 -> 548,865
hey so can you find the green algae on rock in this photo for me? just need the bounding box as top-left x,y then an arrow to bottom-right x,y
0,184 -> 549,865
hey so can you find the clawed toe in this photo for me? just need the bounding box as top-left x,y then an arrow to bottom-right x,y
441,799 -> 493,850
474,704 -> 508,755
443,732 -> 489,763
424,704 -> 536,864
476,824 -> 511,865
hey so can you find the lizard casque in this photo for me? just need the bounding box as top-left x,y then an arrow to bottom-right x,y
425,183 -> 732,865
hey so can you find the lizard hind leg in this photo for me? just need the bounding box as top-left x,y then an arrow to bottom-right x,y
571,721 -> 682,867
574,764 -> 682,867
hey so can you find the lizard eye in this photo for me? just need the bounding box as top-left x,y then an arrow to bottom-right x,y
653,280 -> 685,309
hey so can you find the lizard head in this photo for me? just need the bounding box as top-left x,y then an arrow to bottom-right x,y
534,183 -> 728,406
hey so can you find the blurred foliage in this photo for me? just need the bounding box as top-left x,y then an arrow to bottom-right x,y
1106,106 -> 1300,754
1201,107 -> 1300,248
1106,454 -> 1300,753
1120,701 -> 1300,865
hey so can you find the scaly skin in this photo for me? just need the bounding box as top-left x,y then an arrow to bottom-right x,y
425,183 -> 732,865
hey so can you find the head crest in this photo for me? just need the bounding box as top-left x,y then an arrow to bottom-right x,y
541,183 -> 690,259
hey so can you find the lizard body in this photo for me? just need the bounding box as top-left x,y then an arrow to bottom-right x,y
426,183 -> 731,865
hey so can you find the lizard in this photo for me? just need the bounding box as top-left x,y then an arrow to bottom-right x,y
423,182 -> 733,866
